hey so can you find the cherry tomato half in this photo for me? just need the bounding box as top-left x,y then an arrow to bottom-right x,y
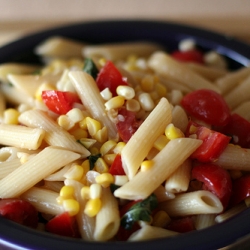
171,49 -> 204,64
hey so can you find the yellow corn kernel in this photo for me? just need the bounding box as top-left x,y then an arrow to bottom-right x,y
60,185 -> 75,199
100,140 -> 117,156
78,138 -> 96,149
138,93 -> 155,111
3,108 -> 20,124
165,123 -> 184,140
94,158 -> 109,174
81,186 -> 90,200
64,164 -> 84,181
189,124 -> 198,134
94,126 -> 108,143
85,117 -> 102,137
103,154 -> 116,165
126,99 -> 141,112
100,88 -> 112,101
35,83 -> 55,101
70,128 -> 88,140
152,210 -> 171,228
67,108 -> 84,123
89,147 -> 99,155
57,115 -> 74,130
89,183 -> 102,199
116,86 -> 135,100
95,173 -> 114,188
63,199 -> 80,216
155,83 -> 167,97
84,198 -> 102,217
82,159 -> 90,173
99,58 -> 107,67
150,91 -> 159,101
79,118 -> 88,130
140,75 -> 155,92
245,197 -> 250,207
153,135 -> 170,151
113,142 -> 126,154
19,153 -> 30,164
105,96 -> 125,110
141,160 -> 154,172
229,170 -> 243,180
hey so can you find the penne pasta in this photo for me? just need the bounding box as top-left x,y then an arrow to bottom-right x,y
0,158 -> 21,179
195,214 -> 216,230
232,101 -> 250,121
114,138 -> 202,200
121,97 -> 172,180
171,105 -> 189,133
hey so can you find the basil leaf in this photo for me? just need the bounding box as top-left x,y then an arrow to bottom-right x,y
87,153 -> 101,170
121,194 -> 158,230
83,58 -> 99,79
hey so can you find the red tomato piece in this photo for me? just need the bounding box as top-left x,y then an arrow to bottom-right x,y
96,61 -> 128,96
217,113 -> 250,148
109,154 -> 126,175
181,89 -> 231,127
116,108 -> 142,142
187,121 -> 230,162
192,164 -> 232,208
42,90 -> 81,115
166,217 -> 195,233
116,223 -> 140,241
230,175 -> 250,207
45,212 -> 80,238
0,199 -> 38,228
171,49 -> 204,64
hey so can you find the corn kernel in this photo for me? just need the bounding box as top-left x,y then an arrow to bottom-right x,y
245,197 -> 250,207
94,126 -> 108,143
63,199 -> 80,216
94,158 -> 109,174
3,108 -> 20,124
35,83 -> 55,101
140,75 -> 155,92
141,160 -> 154,172
105,96 -> 125,110
70,128 -> 88,140
79,118 -> 88,130
189,124 -> 198,134
100,88 -> 112,101
179,38 -> 196,52
152,210 -> 171,228
57,115 -> 74,130
229,170 -> 242,180
89,183 -> 102,199
78,138 -> 96,149
153,135 -> 170,151
113,142 -> 126,154
100,140 -> 117,156
150,91 -> 159,101
155,83 -> 167,97
89,147 -> 99,155
138,93 -> 155,111
114,175 -> 129,186
64,164 -> 84,181
82,159 -> 90,173
103,154 -> 116,165
84,198 -> 102,217
60,185 -> 75,199
86,117 -> 102,137
67,108 -> 84,123
116,86 -> 135,100
81,186 -> 90,200
95,173 -> 114,188
126,99 -> 140,112
99,58 -> 107,67
165,123 -> 184,140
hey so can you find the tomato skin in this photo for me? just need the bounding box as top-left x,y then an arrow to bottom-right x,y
42,90 -> 81,115
217,113 -> 250,148
171,49 -> 204,64
116,108 -> 142,142
187,121 -> 230,162
166,217 -> 195,233
109,154 -> 126,175
230,175 -> 250,207
45,212 -> 80,238
192,164 -> 232,208
181,89 -> 231,127
0,199 -> 38,228
96,61 -> 128,96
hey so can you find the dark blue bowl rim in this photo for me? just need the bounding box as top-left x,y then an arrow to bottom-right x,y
0,19 -> 250,250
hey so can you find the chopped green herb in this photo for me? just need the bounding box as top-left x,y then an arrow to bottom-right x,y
83,58 -> 99,79
110,183 -> 120,194
87,153 -> 101,170
120,194 -> 158,230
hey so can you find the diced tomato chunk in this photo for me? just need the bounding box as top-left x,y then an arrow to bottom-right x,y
192,164 -> 232,208
42,90 -> 81,115
181,89 -> 231,127
45,212 -> 80,238
171,49 -> 204,64
166,217 -> 195,233
116,108 -> 142,142
109,154 -> 126,175
187,121 -> 230,162
96,61 -> 128,96
0,199 -> 38,228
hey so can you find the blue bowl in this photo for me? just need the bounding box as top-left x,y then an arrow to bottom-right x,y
1,20 -> 250,250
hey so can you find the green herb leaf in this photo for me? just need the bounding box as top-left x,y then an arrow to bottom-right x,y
87,154 -> 101,170
83,58 -> 99,79
120,194 -> 158,230
110,183 -> 120,194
